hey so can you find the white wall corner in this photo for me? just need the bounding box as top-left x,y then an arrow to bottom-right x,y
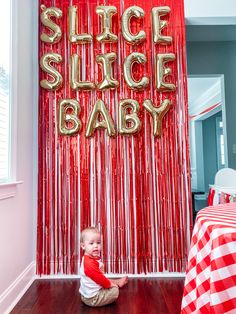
0,262 -> 36,314
190,81 -> 221,117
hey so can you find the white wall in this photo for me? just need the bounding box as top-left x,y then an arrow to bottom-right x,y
0,0 -> 36,304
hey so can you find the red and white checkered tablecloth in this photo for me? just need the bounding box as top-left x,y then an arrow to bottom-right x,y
181,202 -> 236,314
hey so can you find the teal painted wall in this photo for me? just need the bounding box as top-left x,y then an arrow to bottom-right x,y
187,41 -> 236,169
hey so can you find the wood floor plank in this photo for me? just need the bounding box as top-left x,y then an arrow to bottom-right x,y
10,278 -> 184,313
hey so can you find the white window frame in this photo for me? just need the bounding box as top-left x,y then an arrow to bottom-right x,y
0,0 -> 22,200
216,117 -> 225,170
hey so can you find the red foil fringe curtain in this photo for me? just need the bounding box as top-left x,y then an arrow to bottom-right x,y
37,0 -> 192,275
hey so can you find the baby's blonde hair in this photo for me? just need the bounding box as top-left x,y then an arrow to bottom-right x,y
80,226 -> 100,243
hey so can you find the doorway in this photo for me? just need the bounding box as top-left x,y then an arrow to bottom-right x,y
188,74 -> 228,212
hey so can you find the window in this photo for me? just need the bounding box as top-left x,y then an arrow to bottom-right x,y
216,117 -> 225,170
0,1 -> 11,183
0,1 -> 21,199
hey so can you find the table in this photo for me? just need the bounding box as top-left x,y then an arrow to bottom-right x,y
181,202 -> 236,314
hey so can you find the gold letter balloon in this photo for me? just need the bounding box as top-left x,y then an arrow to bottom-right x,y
68,6 -> 93,43
152,7 -> 172,44
58,99 -> 81,135
156,53 -> 176,92
70,54 -> 95,90
39,4 -> 179,138
122,6 -> 146,45
96,53 -> 119,90
96,6 -> 118,42
143,98 -> 171,137
86,99 -> 116,137
124,52 -> 149,90
40,5 -> 62,44
40,53 -> 63,91
118,99 -> 141,134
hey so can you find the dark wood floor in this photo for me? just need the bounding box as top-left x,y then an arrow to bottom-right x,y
11,278 -> 184,314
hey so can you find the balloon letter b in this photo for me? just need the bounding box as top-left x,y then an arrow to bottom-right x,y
58,99 -> 81,135
118,99 -> 141,134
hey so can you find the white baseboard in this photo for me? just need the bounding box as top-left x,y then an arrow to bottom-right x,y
37,272 -> 185,279
108,273 -> 185,278
0,262 -> 36,314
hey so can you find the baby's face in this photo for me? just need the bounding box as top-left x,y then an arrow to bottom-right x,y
81,231 -> 101,258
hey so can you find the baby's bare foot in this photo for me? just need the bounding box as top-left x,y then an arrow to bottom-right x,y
117,276 -> 128,288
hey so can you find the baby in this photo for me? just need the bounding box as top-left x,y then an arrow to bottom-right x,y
79,227 -> 128,307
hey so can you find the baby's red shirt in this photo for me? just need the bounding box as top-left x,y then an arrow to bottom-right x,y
83,255 -> 111,289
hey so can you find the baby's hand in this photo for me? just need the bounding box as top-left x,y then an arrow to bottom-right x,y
99,265 -> 104,273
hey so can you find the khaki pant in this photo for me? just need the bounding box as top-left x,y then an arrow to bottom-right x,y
81,287 -> 119,307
